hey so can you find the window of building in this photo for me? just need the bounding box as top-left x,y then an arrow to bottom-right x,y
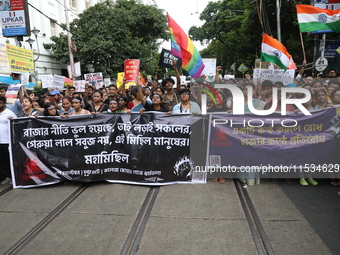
50,21 -> 56,37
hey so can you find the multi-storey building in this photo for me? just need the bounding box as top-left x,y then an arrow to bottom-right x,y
0,0 -> 102,82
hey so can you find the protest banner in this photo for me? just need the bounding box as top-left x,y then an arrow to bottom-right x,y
5,83 -> 21,104
67,62 -> 81,77
224,75 -> 235,79
41,74 -> 53,88
124,59 -> 140,83
21,72 -> 29,86
104,78 -> 111,87
10,113 -> 193,188
253,69 -> 295,85
206,109 -> 340,179
74,80 -> 86,92
158,49 -> 182,70
53,74 -> 65,90
84,72 -> 104,87
202,58 -> 217,76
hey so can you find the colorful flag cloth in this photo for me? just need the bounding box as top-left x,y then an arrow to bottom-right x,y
167,14 -> 205,79
296,4 -> 340,33
260,33 -> 291,72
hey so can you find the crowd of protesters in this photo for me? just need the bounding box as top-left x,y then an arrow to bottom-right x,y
0,61 -> 340,187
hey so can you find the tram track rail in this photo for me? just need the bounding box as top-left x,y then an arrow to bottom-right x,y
4,183 -> 90,255
234,179 -> 274,255
2,180 -> 273,254
120,187 -> 159,255
3,184 -> 160,255
0,186 -> 13,197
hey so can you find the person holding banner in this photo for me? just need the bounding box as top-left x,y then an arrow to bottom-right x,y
43,103 -> 60,117
117,96 -> 131,113
60,96 -> 75,116
69,97 -> 91,116
107,99 -> 119,113
87,90 -> 108,114
17,97 -> 43,118
0,96 -> 16,185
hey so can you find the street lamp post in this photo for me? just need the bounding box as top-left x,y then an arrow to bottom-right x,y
25,27 -> 40,83
25,38 -> 35,50
31,27 -> 40,62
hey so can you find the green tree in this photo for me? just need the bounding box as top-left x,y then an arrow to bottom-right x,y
43,0 -> 168,79
190,0 -> 335,77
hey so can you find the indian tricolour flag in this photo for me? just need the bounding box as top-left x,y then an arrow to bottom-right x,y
260,33 -> 291,72
296,4 -> 340,33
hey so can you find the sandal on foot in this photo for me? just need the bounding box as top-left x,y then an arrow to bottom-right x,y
330,179 -> 338,187
270,178 -> 277,184
219,178 -> 226,184
300,178 -> 308,186
212,178 -> 219,182
307,178 -> 318,186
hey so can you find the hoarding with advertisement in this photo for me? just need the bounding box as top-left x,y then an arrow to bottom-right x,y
0,0 -> 30,37
6,43 -> 33,73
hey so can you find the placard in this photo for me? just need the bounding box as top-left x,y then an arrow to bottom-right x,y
84,72 -> 103,87
5,83 -> 21,104
202,58 -> 217,76
53,74 -> 65,90
253,69 -> 295,85
74,80 -> 86,92
124,59 -> 140,83
41,74 -> 53,88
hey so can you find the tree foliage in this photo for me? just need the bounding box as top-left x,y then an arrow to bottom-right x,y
43,0 -> 168,78
189,0 -> 339,77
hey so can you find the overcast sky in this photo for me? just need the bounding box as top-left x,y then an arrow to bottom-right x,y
143,0 -> 219,51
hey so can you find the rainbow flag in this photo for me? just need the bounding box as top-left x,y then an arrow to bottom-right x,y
167,14 -> 205,79
261,33 -> 291,72
296,4 -> 340,33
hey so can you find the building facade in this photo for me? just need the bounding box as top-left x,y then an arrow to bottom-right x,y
0,0 -> 103,82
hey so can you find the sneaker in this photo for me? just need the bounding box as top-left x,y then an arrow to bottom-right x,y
1,177 -> 12,185
307,178 -> 318,186
299,178 -> 308,186
247,179 -> 255,186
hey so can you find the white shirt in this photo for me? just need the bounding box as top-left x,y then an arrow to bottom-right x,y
0,108 -> 16,144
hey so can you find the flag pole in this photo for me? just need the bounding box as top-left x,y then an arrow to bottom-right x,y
299,32 -> 306,62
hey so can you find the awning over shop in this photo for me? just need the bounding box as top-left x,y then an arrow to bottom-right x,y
0,76 -> 36,88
